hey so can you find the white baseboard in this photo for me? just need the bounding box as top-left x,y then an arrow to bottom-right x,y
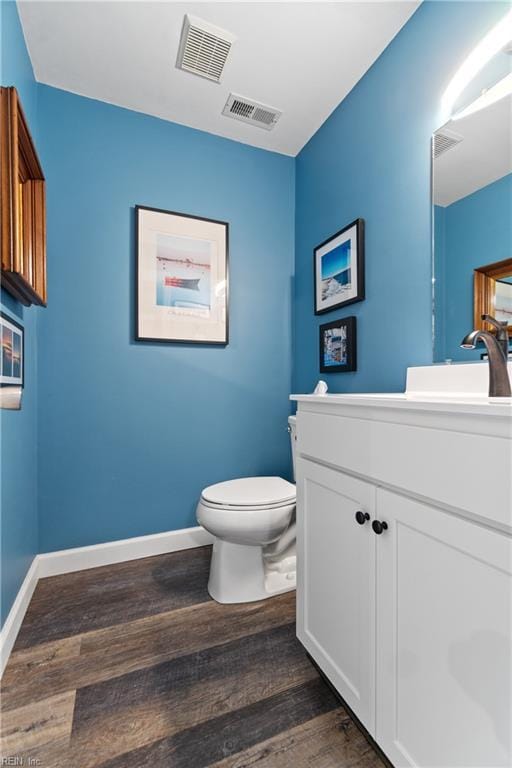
0,557 -> 40,677
0,526 -> 213,677
37,525 -> 214,578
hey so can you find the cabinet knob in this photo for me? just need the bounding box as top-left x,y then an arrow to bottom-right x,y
355,511 -> 370,525
372,520 -> 388,535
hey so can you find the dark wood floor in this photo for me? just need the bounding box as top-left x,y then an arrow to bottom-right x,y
1,546 -> 385,767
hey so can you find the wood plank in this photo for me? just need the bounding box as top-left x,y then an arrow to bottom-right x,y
1,593 -> 295,711
93,678 -> 340,768
3,636 -> 82,679
10,736 -> 74,768
80,589 -> 295,656
14,547 -> 212,650
0,690 -> 76,759
68,623 -> 316,767
210,710 -> 387,768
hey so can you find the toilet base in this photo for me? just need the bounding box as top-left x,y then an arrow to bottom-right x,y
208,538 -> 296,604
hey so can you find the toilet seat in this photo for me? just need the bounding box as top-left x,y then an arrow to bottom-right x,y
201,476 -> 296,508
199,497 -> 295,512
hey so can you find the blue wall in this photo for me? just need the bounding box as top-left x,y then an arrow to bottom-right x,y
0,0 -> 40,624
36,86 -> 295,552
434,174 -> 512,362
293,1 -> 509,394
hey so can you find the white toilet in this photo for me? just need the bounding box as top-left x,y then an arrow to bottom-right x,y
197,416 -> 297,603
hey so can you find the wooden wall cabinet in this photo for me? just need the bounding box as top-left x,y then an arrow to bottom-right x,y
1,86 -> 47,306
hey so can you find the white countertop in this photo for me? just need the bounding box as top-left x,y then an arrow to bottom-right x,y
291,363 -> 512,419
290,392 -> 512,418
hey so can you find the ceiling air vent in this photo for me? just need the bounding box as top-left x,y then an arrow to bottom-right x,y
176,15 -> 236,83
222,94 -> 282,131
433,128 -> 464,158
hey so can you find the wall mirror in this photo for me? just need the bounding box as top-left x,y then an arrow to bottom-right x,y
432,71 -> 512,362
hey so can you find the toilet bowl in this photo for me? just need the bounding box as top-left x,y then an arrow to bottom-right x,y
196,416 -> 297,604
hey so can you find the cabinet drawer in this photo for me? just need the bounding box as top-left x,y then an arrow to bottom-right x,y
298,409 -> 512,531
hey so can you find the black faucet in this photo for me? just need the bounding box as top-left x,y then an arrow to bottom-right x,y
460,315 -> 511,397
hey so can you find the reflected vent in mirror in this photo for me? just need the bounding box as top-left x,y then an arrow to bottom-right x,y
222,94 -> 282,131
434,128 -> 464,158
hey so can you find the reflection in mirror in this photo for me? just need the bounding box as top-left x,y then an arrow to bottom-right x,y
474,258 -> 512,331
432,93 -> 512,362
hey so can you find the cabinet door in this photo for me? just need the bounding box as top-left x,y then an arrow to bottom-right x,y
376,488 -> 512,768
296,458 -> 376,732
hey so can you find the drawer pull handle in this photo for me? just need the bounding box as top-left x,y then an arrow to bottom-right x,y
355,511 -> 370,525
372,520 -> 388,535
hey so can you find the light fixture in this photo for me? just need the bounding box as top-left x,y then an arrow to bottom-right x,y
451,71 -> 512,120
441,9 -> 512,118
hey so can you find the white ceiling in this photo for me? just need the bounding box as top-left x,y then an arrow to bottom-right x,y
17,1 -> 420,156
434,95 -> 512,207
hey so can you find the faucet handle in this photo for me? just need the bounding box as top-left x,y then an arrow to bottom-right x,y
482,314 -> 508,331
481,315 -> 509,360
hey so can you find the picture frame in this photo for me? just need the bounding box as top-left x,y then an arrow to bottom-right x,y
1,87 -> 47,307
136,205 -> 229,344
474,257 -> 512,338
314,218 -> 364,315
1,312 -> 24,387
319,316 -> 357,373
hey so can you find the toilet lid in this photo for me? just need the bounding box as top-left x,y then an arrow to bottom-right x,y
201,477 -> 296,507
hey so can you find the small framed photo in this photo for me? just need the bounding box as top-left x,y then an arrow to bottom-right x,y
1,312 -> 24,387
314,218 -> 364,314
136,205 -> 229,344
319,316 -> 357,373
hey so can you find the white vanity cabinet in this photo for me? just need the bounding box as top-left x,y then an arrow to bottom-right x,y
375,488 -> 511,768
297,458 -> 376,729
293,387 -> 512,768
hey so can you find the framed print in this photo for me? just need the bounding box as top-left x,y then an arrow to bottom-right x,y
319,316 -> 357,373
1,312 -> 24,386
136,205 -> 229,344
314,218 -> 364,314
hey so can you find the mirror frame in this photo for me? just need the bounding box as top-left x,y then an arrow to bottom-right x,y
474,257 -> 512,337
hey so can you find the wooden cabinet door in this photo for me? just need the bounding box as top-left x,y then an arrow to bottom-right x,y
296,458 -> 376,732
375,487 -> 512,768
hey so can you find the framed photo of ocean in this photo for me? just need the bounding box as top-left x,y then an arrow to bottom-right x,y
0,312 -> 24,387
136,206 -> 229,344
314,218 -> 365,314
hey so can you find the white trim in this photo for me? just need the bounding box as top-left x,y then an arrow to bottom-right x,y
0,526 -> 213,677
37,525 -> 213,578
0,557 -> 40,677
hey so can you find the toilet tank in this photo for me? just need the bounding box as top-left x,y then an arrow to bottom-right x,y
288,415 -> 297,481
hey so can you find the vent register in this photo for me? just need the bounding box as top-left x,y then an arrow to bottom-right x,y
223,94 -> 282,131
433,129 -> 464,158
176,15 -> 282,131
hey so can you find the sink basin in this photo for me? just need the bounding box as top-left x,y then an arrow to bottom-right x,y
291,363 -> 512,416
